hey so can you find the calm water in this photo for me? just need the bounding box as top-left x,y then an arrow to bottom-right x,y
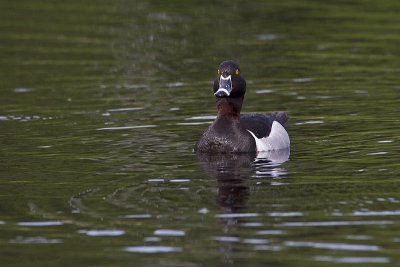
1,0 -> 400,266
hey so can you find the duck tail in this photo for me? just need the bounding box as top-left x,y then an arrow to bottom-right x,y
272,111 -> 289,126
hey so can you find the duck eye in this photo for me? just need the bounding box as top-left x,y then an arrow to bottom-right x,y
235,69 -> 239,75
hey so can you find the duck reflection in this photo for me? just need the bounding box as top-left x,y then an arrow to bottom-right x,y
196,149 -> 290,213
196,149 -> 289,264
197,153 -> 254,213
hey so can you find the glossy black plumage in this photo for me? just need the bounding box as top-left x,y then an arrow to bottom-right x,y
240,112 -> 288,139
195,116 -> 257,153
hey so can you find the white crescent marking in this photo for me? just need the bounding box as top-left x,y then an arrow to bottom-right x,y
247,121 -> 290,151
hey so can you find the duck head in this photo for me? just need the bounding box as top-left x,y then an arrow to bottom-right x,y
213,60 -> 246,98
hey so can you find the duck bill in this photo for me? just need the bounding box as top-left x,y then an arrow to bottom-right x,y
214,75 -> 232,97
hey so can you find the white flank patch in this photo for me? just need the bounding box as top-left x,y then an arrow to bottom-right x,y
248,121 -> 290,151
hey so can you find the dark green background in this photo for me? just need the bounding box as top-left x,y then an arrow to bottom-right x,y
1,0 -> 400,266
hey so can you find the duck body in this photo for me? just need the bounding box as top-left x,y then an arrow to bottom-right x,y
194,60 -> 290,154
195,112 -> 290,153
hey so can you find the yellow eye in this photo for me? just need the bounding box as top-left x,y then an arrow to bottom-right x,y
235,69 -> 239,75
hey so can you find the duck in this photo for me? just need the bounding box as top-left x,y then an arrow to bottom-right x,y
194,60 -> 290,154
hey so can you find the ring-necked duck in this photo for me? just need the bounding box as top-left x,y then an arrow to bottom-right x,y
194,60 -> 290,153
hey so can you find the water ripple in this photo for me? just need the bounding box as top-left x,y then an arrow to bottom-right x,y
17,221 -> 63,227
242,238 -> 269,244
14,88 -> 33,93
185,115 -> 216,120
198,208 -> 209,214
255,89 -> 274,94
352,210 -> 400,216
241,222 -> 263,227
256,230 -> 286,235
257,33 -> 279,41
144,237 -> 161,242
124,246 -> 182,253
254,245 -> 282,251
295,120 -> 324,125
107,107 -> 144,112
153,229 -> 185,237
285,241 -> 380,251
78,230 -> 125,236
216,213 -> 260,219
148,178 -> 165,182
121,214 -> 152,219
9,236 -> 63,244
268,212 -> 303,217
0,115 -> 53,122
293,78 -> 313,83
315,256 -> 389,263
176,122 -> 213,126
345,235 -> 373,240
278,220 -> 394,227
213,236 -> 240,242
169,179 -> 190,183
367,152 -> 388,155
96,125 -> 156,131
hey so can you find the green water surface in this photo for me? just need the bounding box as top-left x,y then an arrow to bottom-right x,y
1,0 -> 400,266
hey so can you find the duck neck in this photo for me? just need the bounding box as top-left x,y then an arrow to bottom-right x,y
216,97 -> 243,121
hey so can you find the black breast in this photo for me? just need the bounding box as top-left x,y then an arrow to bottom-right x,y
194,118 -> 256,153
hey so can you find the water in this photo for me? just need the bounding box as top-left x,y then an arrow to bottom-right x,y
1,0 -> 400,266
